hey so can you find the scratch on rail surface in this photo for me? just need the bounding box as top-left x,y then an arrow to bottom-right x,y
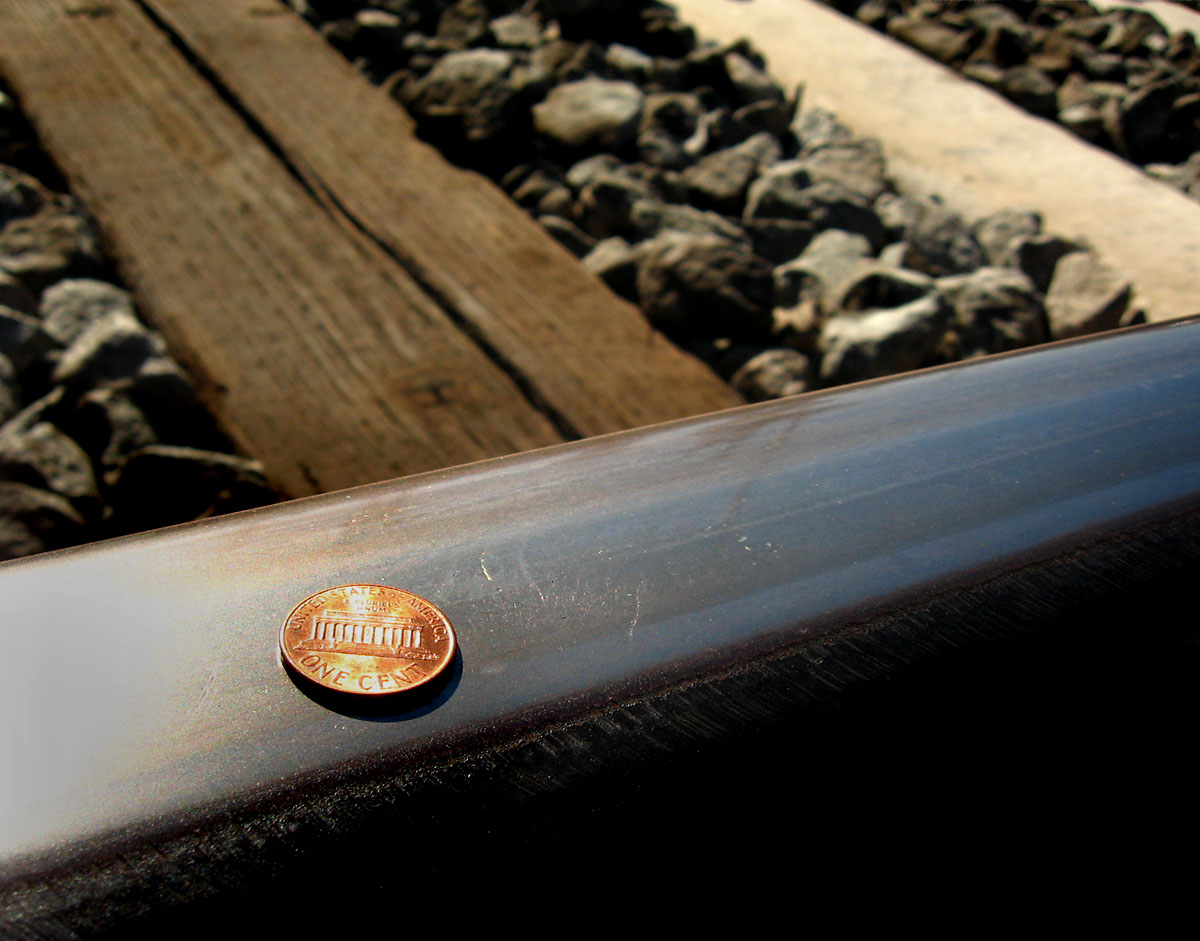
628,587 -> 642,638
190,671 -> 217,718
480,553 -> 493,581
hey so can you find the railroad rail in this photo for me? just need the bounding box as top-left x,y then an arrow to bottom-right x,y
2,318 -> 1199,931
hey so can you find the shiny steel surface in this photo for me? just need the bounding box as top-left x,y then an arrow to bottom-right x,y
280,584 -> 456,694
1,320 -> 1199,875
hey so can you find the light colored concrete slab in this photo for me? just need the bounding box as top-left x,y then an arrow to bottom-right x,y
672,0 -> 1200,322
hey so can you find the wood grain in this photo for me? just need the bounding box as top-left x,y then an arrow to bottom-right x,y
0,0 -> 563,496
136,0 -> 744,434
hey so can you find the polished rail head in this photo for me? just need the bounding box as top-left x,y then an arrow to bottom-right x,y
2,320 -> 1199,925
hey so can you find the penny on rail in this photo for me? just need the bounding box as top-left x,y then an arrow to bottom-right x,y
280,585 -> 456,695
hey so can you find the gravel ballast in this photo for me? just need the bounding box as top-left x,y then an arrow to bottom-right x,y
300,0 -> 1143,391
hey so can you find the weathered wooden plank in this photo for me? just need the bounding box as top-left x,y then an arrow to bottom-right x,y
136,0 -> 744,434
0,0 -> 563,497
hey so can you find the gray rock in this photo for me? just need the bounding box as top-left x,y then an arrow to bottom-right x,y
887,16 -> 973,64
1057,72 -> 1105,112
743,218 -> 815,265
536,186 -> 573,219
346,9 -> 409,73
634,231 -> 774,340
792,140 -> 889,203
576,170 -> 655,237
649,55 -> 688,91
357,9 -> 407,30
747,162 -> 838,218
726,98 -> 795,142
819,294 -> 948,386
968,23 -> 1033,70
0,166 -> 50,227
553,40 -> 606,84
0,481 -> 85,560
902,202 -> 986,276
0,304 -> 57,374
774,229 -> 873,309
565,154 -> 626,192
962,61 -> 1007,90
962,4 -> 1026,33
724,52 -> 783,106
854,0 -> 888,29
793,108 -> 854,154
637,92 -> 705,169
682,132 -> 781,215
1044,251 -> 1131,339
511,167 -> 566,209
0,352 -> 16,424
76,385 -> 159,468
39,278 -> 137,345
730,349 -> 812,401
1080,50 -> 1127,82
539,215 -> 596,257
682,108 -> 725,160
637,166 -> 686,203
489,12 -> 543,49
533,79 -> 645,151
120,357 -> 221,452
51,311 -> 165,391
828,262 -> 934,315
878,241 -> 911,268
1010,233 -> 1083,292
1099,95 -> 1127,156
105,445 -> 276,534
628,199 -> 748,243
771,297 -> 822,355
0,387 -> 66,437
1115,79 -> 1178,163
1146,152 -> 1200,200
0,207 -> 103,293
1001,66 -> 1059,119
874,192 -> 925,240
936,266 -> 1046,356
434,0 -> 490,51
0,419 -> 99,505
632,2 -> 693,52
1058,102 -> 1107,144
0,268 -> 36,314
746,173 -> 885,248
525,37 -> 576,81
582,236 -> 638,299
605,44 -> 655,84
683,40 -> 737,88
493,54 -> 557,111
1100,9 -> 1166,56
1027,36 -> 1075,80
400,49 -> 517,142
973,208 -> 1042,266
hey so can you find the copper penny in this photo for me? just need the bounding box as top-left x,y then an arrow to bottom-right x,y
280,585 -> 456,695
